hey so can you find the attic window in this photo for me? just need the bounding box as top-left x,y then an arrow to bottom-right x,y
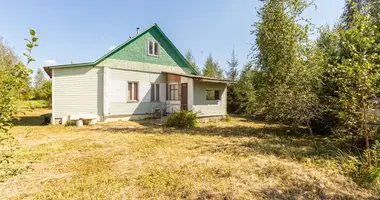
148,40 -> 159,56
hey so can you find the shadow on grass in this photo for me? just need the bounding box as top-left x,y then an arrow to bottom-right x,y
262,186 -> 376,200
89,120 -> 378,198
13,112 -> 51,126
95,119 -> 356,163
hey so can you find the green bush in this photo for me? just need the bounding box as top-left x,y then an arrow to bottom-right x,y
347,140 -> 380,190
166,110 -> 197,128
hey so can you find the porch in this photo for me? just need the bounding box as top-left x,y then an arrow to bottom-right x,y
150,72 -> 234,120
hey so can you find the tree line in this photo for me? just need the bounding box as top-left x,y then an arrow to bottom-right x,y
0,41 -> 51,107
186,0 -> 380,175
0,30 -> 40,179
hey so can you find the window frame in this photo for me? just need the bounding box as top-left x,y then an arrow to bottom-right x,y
147,40 -> 159,56
168,83 -> 179,101
127,81 -> 139,102
206,89 -> 221,100
151,83 -> 161,102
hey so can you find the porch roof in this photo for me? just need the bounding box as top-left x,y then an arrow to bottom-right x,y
163,72 -> 235,84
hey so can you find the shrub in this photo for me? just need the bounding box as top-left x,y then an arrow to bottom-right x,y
166,110 -> 197,128
347,140 -> 380,190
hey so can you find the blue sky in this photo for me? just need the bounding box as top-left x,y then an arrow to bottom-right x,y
1,0 -> 345,77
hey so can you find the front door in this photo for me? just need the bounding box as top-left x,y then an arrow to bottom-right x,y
181,83 -> 188,110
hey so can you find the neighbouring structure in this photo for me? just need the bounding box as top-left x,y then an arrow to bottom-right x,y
44,24 -> 233,124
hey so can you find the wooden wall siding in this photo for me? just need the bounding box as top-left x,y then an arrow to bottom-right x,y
107,68 -> 167,116
167,74 -> 181,83
193,80 -> 227,116
53,66 -> 103,122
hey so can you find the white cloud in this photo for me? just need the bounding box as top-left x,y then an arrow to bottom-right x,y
44,60 -> 57,65
108,45 -> 116,51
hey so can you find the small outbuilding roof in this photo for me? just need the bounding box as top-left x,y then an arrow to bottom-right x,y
163,71 -> 235,84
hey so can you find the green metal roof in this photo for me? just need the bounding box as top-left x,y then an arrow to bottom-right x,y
44,24 -> 198,77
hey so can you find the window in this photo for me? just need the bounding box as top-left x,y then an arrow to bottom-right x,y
128,82 -> 139,101
206,90 -> 220,100
169,84 -> 179,100
151,83 -> 160,101
148,40 -> 159,56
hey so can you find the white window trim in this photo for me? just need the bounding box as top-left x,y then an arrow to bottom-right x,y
147,40 -> 159,56
128,81 -> 139,102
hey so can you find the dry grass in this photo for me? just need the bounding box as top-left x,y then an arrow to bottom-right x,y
0,109 -> 378,199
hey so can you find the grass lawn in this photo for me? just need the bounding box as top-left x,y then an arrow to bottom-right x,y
0,108 -> 378,199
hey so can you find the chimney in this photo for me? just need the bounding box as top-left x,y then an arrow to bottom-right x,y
136,27 -> 140,35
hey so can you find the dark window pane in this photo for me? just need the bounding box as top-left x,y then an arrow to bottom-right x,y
128,83 -> 132,100
215,90 -> 220,100
206,90 -> 214,100
169,84 -> 179,100
148,41 -> 153,55
154,42 -> 159,55
134,83 -> 138,101
206,90 -> 220,100
156,84 -> 160,101
151,84 -> 155,101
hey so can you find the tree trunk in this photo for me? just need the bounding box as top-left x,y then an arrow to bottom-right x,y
306,120 -> 318,150
362,98 -> 371,166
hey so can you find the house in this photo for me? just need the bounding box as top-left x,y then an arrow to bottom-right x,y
43,24 -> 233,124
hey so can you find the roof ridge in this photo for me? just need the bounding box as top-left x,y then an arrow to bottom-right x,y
44,23 -> 199,75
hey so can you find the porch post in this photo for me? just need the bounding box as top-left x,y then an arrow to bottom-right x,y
187,78 -> 194,111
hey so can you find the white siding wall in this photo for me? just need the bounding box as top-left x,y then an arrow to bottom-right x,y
193,80 -> 227,116
53,66 -> 103,123
52,65 -> 227,123
107,68 -> 167,116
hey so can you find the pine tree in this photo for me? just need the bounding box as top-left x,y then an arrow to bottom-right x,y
185,50 -> 201,74
313,26 -> 343,134
226,47 -> 239,81
202,54 -> 223,78
226,47 -> 240,113
234,62 -> 258,114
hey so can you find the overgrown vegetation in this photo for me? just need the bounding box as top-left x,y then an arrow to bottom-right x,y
166,110 -> 197,128
1,0 -> 380,197
33,68 -> 52,106
0,110 -> 378,199
348,141 -> 380,190
218,0 -> 380,189
0,29 -> 38,180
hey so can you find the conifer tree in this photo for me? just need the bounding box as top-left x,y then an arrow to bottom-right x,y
202,54 -> 223,78
185,49 -> 201,74
226,47 -> 240,113
226,47 -> 239,81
